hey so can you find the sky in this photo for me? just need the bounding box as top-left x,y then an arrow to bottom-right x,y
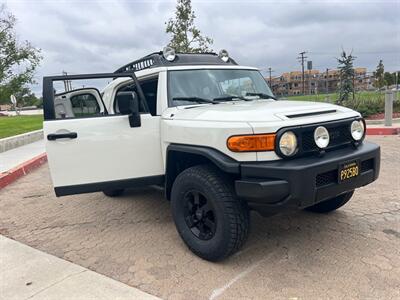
3,0 -> 400,95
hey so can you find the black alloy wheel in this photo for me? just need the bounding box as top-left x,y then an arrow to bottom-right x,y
183,190 -> 216,240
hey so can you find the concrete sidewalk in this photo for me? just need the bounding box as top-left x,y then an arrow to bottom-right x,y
0,235 -> 161,300
0,140 -> 45,173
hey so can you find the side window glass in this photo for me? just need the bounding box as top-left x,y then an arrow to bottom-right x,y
54,88 -> 104,119
140,78 -> 158,116
70,94 -> 100,117
114,76 -> 159,116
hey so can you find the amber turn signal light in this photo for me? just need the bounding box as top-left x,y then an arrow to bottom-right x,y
227,134 -> 276,152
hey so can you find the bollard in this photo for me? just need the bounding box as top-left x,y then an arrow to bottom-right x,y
384,90 -> 393,127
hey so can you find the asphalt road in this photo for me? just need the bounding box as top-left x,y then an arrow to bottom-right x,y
0,136 -> 399,300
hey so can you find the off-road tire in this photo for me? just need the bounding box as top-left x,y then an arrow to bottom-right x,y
103,189 -> 124,197
171,164 -> 249,261
305,190 -> 354,213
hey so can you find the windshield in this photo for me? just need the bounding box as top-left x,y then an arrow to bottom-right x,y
168,69 -> 274,106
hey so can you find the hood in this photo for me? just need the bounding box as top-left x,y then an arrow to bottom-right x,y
164,100 -> 359,123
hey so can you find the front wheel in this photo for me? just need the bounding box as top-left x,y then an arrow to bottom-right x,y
305,190 -> 354,213
171,165 -> 249,261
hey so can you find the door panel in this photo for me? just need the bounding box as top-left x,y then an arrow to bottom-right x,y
44,114 -> 163,189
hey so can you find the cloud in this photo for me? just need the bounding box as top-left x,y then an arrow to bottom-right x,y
4,0 -> 400,95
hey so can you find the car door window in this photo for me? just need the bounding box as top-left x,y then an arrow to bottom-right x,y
54,88 -> 105,119
114,76 -> 158,116
70,93 -> 100,117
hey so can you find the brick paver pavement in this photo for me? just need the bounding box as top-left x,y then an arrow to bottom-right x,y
0,136 -> 399,300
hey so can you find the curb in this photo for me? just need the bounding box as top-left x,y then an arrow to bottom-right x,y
366,118 -> 400,125
0,130 -> 44,153
366,127 -> 400,135
0,153 -> 47,189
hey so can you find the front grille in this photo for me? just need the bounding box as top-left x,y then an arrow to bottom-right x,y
361,159 -> 374,173
301,123 -> 353,153
276,118 -> 365,160
316,170 -> 337,187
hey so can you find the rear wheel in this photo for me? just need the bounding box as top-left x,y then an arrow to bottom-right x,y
305,190 -> 354,213
103,189 -> 124,197
171,165 -> 249,261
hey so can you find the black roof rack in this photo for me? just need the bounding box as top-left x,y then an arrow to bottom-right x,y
114,51 -> 238,73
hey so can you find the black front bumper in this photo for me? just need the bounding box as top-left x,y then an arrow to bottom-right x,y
235,142 -> 380,216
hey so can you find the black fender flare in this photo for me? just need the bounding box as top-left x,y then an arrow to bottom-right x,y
165,144 -> 240,199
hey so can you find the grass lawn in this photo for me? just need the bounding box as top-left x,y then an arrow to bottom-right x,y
282,93 -> 336,102
0,115 -> 43,139
283,91 -> 400,103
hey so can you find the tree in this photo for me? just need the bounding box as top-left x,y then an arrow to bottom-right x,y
0,5 -> 41,105
383,72 -> 395,86
14,87 -> 42,107
337,50 -> 355,104
166,0 -> 213,53
373,60 -> 385,89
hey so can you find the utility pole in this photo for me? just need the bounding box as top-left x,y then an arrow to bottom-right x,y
325,68 -> 329,94
62,71 -> 72,91
267,67 -> 274,87
62,70 -> 68,92
298,51 -> 307,95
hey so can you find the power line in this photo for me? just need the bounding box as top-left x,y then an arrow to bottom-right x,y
309,50 -> 400,56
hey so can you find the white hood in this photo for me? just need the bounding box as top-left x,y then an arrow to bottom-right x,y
166,100 -> 359,124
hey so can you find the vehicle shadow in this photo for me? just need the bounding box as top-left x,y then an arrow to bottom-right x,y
120,186 -> 360,266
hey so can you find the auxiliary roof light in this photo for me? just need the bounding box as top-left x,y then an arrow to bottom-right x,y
218,49 -> 230,62
163,46 -> 176,61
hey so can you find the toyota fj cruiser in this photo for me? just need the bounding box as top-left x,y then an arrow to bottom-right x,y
43,48 -> 380,261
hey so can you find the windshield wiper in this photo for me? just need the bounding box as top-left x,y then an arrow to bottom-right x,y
246,92 -> 277,100
172,96 -> 218,104
213,95 -> 250,102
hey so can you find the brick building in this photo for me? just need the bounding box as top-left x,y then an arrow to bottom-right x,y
270,68 -> 373,97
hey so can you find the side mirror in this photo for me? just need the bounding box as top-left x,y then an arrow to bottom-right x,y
116,91 -> 141,127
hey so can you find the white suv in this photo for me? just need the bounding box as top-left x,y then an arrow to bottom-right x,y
43,48 -> 380,261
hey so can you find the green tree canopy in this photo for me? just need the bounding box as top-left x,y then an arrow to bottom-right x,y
166,0 -> 213,53
337,50 -> 355,104
373,60 -> 385,89
0,5 -> 41,105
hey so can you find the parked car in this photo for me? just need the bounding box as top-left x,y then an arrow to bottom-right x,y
42,48 -> 380,261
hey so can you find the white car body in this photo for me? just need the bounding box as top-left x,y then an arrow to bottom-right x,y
42,51 -> 380,261
44,64 -> 360,189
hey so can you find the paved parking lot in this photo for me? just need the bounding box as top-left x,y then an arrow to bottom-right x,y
0,136 -> 399,300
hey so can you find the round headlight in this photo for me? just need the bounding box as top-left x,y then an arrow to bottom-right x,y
218,49 -> 230,62
163,46 -> 176,61
314,126 -> 330,149
351,120 -> 365,141
279,131 -> 298,156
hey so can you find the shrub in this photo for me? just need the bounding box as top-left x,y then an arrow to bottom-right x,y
343,92 -> 400,118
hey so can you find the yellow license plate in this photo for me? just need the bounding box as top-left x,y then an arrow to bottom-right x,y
339,160 -> 360,182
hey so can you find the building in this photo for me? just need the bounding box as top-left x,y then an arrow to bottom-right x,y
0,104 -> 12,111
270,67 -> 373,97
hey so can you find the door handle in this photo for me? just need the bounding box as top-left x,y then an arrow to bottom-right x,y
47,132 -> 78,141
